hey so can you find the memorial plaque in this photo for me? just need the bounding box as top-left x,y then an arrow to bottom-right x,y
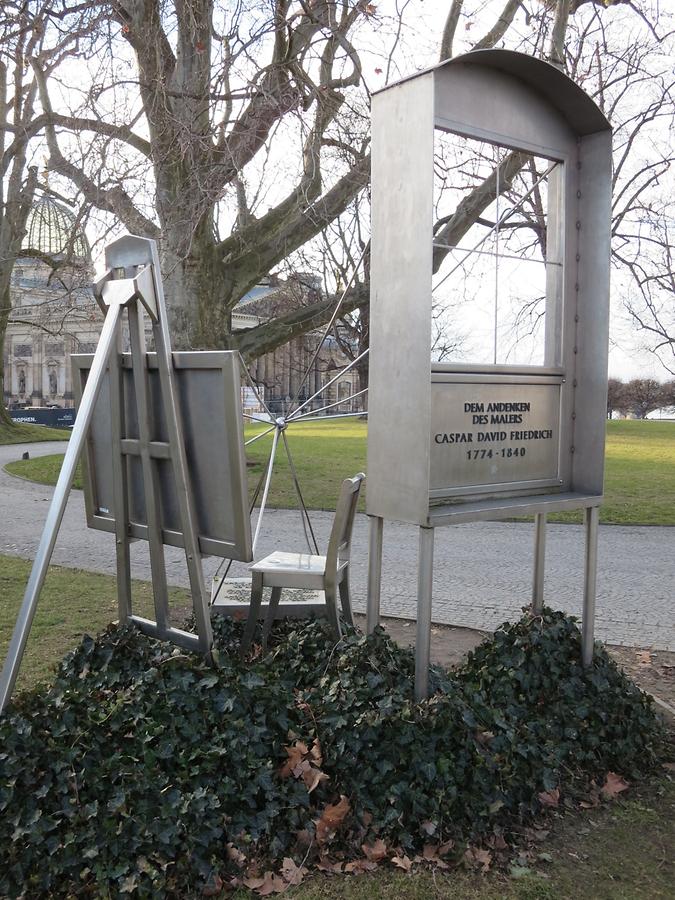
429,368 -> 562,499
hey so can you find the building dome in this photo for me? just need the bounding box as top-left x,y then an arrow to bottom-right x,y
22,195 -> 90,262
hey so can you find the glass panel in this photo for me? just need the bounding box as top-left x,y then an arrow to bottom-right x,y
432,130 -> 562,366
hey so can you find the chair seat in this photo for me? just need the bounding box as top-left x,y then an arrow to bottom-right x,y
250,551 -> 348,590
251,551 -> 327,575
240,473 -> 365,655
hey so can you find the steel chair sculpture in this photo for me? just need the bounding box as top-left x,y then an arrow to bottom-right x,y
240,473 -> 366,655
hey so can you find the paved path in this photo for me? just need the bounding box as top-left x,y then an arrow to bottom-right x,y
1,440 -> 673,650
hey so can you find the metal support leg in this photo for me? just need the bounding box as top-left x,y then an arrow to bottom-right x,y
415,526 -> 434,702
262,587 -> 282,649
108,331 -> 132,621
241,571 -> 264,657
582,506 -> 600,667
366,515 -> 383,634
532,513 -> 547,613
0,302 -> 124,712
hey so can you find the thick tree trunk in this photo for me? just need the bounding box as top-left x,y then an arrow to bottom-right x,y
0,286 -> 14,427
159,205 -> 235,350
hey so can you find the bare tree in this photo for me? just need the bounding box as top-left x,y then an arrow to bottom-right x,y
0,2 -> 104,425
606,377 -> 628,418
623,377 -> 663,418
5,0 -> 673,375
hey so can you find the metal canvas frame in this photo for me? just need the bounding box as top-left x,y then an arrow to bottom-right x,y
72,351 -> 251,561
365,50 -> 612,698
0,236 -> 245,712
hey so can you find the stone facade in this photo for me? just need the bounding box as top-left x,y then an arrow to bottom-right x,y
5,197 -> 361,415
4,196 -> 98,410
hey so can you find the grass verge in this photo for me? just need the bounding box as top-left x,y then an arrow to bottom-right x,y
256,776 -> 675,899
0,555 -> 190,692
3,419 -> 675,525
0,421 -> 70,445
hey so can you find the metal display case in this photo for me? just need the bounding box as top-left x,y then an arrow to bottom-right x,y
365,51 -> 612,697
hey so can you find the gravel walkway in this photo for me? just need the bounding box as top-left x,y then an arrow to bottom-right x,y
1,439 -> 673,651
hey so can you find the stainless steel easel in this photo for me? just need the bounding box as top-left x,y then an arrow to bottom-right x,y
0,235 -> 213,713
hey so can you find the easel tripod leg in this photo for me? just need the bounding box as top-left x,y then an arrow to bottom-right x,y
415,526 -> 434,702
0,303 -> 123,713
582,506 -> 600,667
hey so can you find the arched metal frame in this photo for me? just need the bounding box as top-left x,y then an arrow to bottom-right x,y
365,50 -> 612,698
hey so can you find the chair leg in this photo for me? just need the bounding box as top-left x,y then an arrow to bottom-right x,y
338,577 -> 355,628
241,572 -> 264,657
262,586 -> 282,650
324,585 -> 342,640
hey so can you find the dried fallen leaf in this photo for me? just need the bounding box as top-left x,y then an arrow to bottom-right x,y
279,740 -> 328,793
281,857 -> 307,886
437,839 -> 455,856
243,872 -> 287,896
309,739 -> 323,767
316,858 -> 344,874
391,854 -> 413,872
361,838 -> 388,862
201,872 -> 223,896
464,846 -> 492,874
226,843 -> 246,868
420,819 -> 437,836
600,772 -> 630,800
279,742 -> 309,779
488,832 -> 508,851
302,766 -> 329,794
316,795 -> 350,845
538,787 -> 560,808
636,650 -> 652,667
344,859 -> 378,874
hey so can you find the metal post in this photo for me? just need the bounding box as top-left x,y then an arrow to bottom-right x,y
108,332 -> 132,621
415,526 -> 434,702
0,301 -> 124,712
582,505 -> 599,667
366,515 -> 384,633
140,238 -> 213,654
532,512 -> 547,613
129,300 -> 171,636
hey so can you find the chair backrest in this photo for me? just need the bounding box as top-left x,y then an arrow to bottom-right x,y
325,473 -> 366,577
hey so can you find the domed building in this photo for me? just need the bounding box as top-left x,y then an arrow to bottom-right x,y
4,196 -> 361,418
5,195 -> 100,410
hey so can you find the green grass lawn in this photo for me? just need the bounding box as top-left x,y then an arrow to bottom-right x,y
0,555 -> 190,693
4,419 -> 675,525
550,420 -> 675,526
0,420 -> 71,445
239,778 -> 675,900
240,776 -> 675,899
